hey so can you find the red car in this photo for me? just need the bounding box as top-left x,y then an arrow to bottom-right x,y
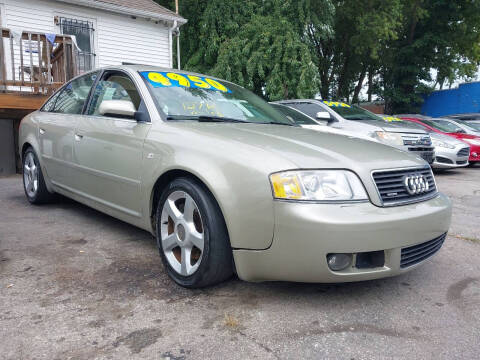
399,115 -> 480,165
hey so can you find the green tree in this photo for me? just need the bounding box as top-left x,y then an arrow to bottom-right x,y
306,0 -> 402,101
156,0 -> 334,99
383,0 -> 480,113
213,1 -> 322,100
156,0 -> 480,112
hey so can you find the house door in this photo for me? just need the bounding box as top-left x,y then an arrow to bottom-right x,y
56,16 -> 96,73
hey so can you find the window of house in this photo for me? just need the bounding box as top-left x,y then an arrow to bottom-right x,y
58,17 -> 95,73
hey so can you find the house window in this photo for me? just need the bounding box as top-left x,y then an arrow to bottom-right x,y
58,17 -> 96,73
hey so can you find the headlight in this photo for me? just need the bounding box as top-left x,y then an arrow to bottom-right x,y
463,138 -> 480,146
432,139 -> 455,149
372,131 -> 404,146
269,170 -> 368,201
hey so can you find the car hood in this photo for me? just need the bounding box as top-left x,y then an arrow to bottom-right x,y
430,132 -> 467,146
352,119 -> 427,134
166,122 -> 427,172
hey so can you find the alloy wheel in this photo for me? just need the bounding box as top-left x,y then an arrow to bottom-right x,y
24,152 -> 39,198
160,191 -> 204,276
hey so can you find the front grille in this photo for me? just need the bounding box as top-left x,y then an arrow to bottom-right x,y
400,233 -> 446,268
372,167 -> 437,206
408,147 -> 434,152
457,147 -> 470,157
457,160 -> 468,165
436,156 -> 453,164
407,148 -> 435,163
402,135 -> 432,146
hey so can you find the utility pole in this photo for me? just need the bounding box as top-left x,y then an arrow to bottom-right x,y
175,0 -> 180,69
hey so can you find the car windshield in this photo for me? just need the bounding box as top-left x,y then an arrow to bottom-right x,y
270,104 -> 316,125
456,119 -> 480,131
421,119 -> 464,133
394,120 -> 429,131
140,71 -> 293,125
322,101 -> 383,121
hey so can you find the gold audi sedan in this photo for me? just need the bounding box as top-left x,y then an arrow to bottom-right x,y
19,66 -> 452,288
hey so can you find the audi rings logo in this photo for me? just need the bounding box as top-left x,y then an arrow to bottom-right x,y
403,174 -> 429,195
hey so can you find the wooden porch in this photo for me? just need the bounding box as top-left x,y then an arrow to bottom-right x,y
0,28 -> 83,174
0,27 -> 80,118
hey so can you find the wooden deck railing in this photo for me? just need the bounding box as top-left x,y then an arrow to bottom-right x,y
0,28 -> 79,95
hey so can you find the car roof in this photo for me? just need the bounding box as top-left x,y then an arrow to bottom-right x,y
430,117 -> 459,122
446,113 -> 480,119
396,114 -> 429,119
272,99 -> 324,104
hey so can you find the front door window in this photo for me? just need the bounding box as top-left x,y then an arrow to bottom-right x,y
87,72 -> 141,116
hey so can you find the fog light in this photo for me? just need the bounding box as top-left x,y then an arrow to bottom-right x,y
473,152 -> 478,157
327,253 -> 353,271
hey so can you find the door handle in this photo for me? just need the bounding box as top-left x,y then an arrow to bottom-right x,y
39,128 -> 45,135
75,134 -> 84,141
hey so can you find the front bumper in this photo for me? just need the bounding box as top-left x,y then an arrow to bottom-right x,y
432,145 -> 469,169
233,193 -> 452,282
406,147 -> 435,164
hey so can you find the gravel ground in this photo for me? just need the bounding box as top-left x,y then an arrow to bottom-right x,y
0,167 -> 479,360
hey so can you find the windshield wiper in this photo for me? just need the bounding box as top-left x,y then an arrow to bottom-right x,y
166,115 -> 293,125
166,115 -> 249,123
197,116 -> 249,123
346,117 -> 375,120
260,121 -> 296,126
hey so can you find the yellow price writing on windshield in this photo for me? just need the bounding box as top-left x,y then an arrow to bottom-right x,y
187,75 -> 211,89
141,71 -> 232,93
323,101 -> 351,108
383,116 -> 402,122
166,72 -> 190,87
148,72 -> 171,86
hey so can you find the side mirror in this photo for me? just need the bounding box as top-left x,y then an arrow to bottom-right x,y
99,100 -> 136,118
316,111 -> 331,120
316,111 -> 334,124
285,115 -> 296,125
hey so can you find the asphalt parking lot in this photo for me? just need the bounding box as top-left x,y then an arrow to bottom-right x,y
1,167 -> 479,360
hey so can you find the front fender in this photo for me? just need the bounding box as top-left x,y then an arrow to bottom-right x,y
141,125 -> 295,250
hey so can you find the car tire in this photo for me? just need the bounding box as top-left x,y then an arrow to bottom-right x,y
22,147 -> 55,204
156,177 -> 233,288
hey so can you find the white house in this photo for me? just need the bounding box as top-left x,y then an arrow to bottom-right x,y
0,0 -> 186,71
0,0 -> 186,175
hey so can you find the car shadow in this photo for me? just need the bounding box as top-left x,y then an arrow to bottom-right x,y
4,182 -> 440,309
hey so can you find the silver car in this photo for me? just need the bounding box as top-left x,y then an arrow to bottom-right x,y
380,117 -> 470,169
18,65 -> 452,287
274,99 -> 435,164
